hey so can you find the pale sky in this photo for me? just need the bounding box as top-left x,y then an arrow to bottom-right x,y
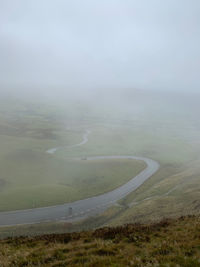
0,0 -> 200,95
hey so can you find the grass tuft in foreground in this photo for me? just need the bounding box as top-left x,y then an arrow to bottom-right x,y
0,215 -> 200,266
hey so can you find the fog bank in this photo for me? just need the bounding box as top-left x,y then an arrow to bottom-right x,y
0,0 -> 200,98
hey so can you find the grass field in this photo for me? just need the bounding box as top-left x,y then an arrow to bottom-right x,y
0,155 -> 145,211
0,98 -> 148,211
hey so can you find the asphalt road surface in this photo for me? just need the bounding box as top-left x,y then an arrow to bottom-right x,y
0,130 -> 159,226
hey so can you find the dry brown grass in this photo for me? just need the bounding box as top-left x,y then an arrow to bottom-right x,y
0,215 -> 200,266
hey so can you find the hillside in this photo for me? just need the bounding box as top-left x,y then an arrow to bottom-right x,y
0,215 -> 200,266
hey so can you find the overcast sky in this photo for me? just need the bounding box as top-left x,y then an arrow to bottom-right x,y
0,0 -> 200,96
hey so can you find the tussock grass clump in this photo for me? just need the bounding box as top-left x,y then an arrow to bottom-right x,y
0,215 -> 200,266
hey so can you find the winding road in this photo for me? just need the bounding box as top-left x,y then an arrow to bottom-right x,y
46,129 -> 91,154
0,130 -> 159,226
